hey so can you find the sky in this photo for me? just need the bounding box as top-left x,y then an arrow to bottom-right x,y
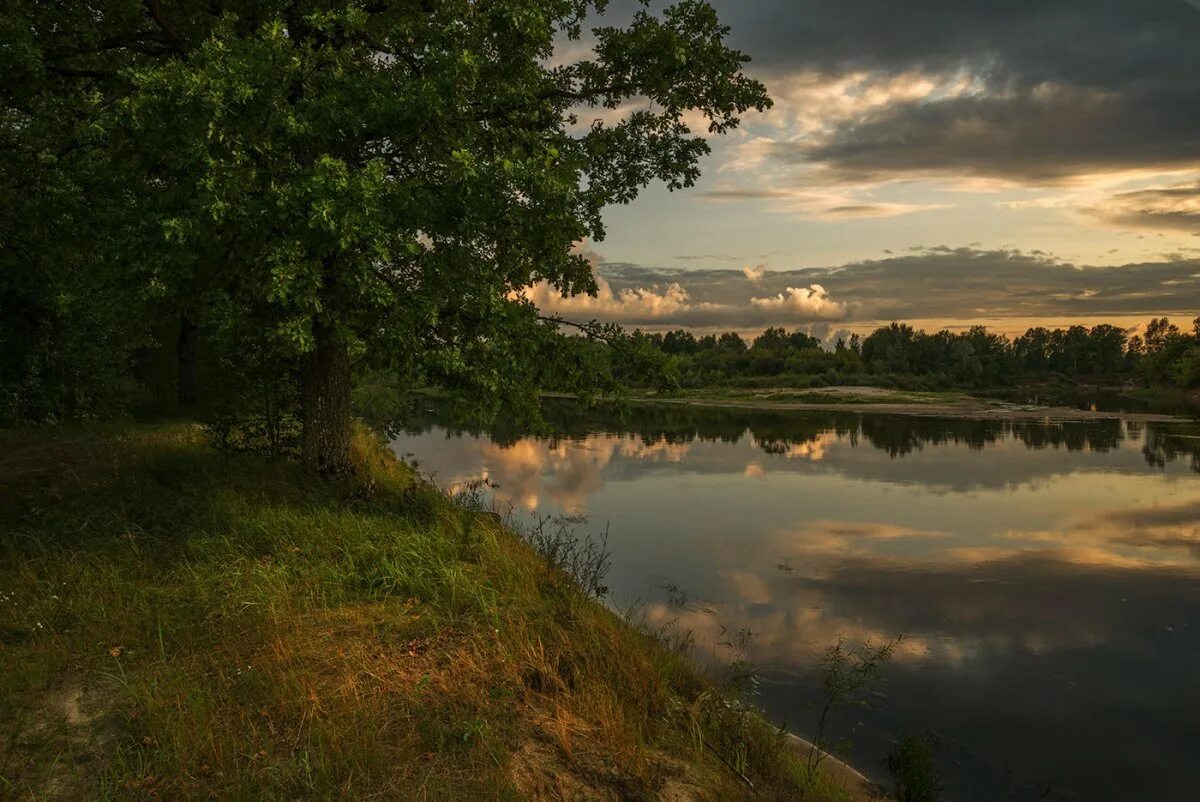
538,0 -> 1200,338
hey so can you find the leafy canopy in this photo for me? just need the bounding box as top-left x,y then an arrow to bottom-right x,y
3,0 -> 769,423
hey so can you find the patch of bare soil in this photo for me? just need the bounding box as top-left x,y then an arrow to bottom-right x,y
509,736 -> 728,802
760,386 -> 917,399
0,675 -> 117,800
510,739 -> 617,801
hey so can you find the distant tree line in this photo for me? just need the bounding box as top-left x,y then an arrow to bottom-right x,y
599,318 -> 1200,393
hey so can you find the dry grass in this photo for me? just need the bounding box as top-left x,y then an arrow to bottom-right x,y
0,422 -> 849,800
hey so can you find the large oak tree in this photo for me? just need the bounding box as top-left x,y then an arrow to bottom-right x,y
4,1 -> 769,472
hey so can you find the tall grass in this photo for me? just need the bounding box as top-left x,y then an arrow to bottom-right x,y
0,423 -> 849,800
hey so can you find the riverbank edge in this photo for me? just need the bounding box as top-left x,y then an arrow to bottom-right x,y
379,385 -> 1193,424
0,422 -> 877,800
787,734 -> 883,800
627,393 -> 1192,423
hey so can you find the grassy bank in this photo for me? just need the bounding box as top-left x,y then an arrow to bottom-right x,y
0,423 -> 852,800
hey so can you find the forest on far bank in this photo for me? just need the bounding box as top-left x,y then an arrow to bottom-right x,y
596,317 -> 1200,395
6,311 -> 1199,437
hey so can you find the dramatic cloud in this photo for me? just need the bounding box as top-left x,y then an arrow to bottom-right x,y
787,84 -> 1198,185
759,68 -> 988,141
527,271 -> 860,328
522,243 -> 722,326
1091,182 -> 1200,234
706,0 -> 1200,182
596,248 -> 1200,329
523,274 -> 715,325
660,0 -> 1200,243
749,284 -> 848,321
524,244 -> 862,328
557,2 -> 1200,316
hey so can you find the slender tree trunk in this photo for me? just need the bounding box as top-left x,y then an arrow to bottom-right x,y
177,315 -> 199,406
300,320 -> 353,475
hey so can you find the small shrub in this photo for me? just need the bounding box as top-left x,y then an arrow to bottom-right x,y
808,636 -> 899,771
207,410 -> 301,460
886,735 -> 941,802
511,513 -> 611,600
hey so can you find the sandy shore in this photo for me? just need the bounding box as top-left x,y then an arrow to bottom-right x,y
785,734 -> 886,801
635,395 -> 1192,423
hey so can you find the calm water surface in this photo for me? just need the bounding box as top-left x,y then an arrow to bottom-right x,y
390,401 -> 1200,801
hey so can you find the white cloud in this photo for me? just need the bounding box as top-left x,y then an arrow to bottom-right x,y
524,274 -> 705,321
750,284 -> 849,321
599,248 -> 1200,328
765,68 -> 989,141
742,263 -> 767,282
520,241 -> 724,325
717,67 -> 988,184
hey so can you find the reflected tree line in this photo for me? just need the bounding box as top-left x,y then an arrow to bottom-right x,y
1142,425 -> 1200,473
402,398 -> 1200,473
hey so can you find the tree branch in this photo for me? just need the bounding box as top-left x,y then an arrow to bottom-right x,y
538,314 -> 622,344
44,66 -> 118,80
142,0 -> 188,54
44,33 -> 175,61
473,80 -> 640,124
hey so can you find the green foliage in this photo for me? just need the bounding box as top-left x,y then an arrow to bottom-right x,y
0,422 -> 832,800
807,636 -> 899,772
0,44 -> 156,424
0,270 -> 151,425
613,331 -> 684,394
507,513 -> 611,601
1137,317 -> 1200,389
2,0 -> 770,447
617,318 -> 1200,393
207,409 -> 302,459
1172,347 -> 1200,389
886,735 -> 941,802
201,299 -> 303,458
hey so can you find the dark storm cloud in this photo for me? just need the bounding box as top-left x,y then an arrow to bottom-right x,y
795,89 -> 1200,183
702,0 -> 1200,182
711,0 -> 1197,78
597,248 -> 1200,322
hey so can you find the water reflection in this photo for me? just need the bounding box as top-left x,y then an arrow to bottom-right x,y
391,401 -> 1200,801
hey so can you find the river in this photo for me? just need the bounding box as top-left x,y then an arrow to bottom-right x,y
390,399 -> 1200,801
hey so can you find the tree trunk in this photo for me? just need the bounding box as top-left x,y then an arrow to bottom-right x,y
177,315 -> 199,406
300,321 -> 353,475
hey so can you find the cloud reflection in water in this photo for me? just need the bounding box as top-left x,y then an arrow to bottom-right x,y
392,403 -> 1200,800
